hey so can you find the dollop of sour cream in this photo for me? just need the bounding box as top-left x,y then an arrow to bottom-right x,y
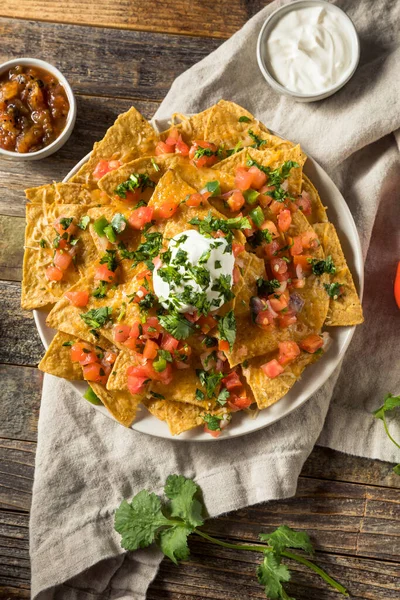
266,6 -> 353,94
153,229 -> 234,314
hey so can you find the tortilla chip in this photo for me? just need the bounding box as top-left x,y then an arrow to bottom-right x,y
160,106 -> 214,144
89,383 -> 141,427
145,397 -> 230,436
314,223 -> 363,326
25,182 -> 98,207
234,253 -> 266,317
21,204 -> 98,310
38,332 -> 84,380
302,175 -> 328,224
70,107 -> 159,188
173,163 -> 235,194
150,367 -> 217,410
242,350 -> 322,409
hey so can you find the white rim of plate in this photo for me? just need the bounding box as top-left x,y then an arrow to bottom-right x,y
33,126 -> 364,442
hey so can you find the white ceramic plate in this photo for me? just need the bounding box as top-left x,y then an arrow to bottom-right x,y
33,128 -> 363,442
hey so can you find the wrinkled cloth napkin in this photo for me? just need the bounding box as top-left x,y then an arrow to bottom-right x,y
30,1 -> 400,598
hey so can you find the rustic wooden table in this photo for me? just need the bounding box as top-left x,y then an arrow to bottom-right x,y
0,2 -> 399,598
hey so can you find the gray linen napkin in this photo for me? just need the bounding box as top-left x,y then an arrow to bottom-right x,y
30,1 -> 400,597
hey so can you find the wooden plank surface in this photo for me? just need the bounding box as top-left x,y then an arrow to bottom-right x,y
0,4 -> 399,600
0,0 -> 266,39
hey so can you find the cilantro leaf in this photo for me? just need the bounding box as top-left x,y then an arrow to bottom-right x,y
189,211 -> 250,242
115,173 -> 155,199
238,115 -> 251,123
164,474 -> 204,528
194,146 -> 217,160
139,292 -> 156,311
59,217 -> 73,230
373,393 -> 400,421
205,180 -> 221,197
248,129 -> 267,148
309,255 -> 336,276
159,313 -> 194,340
159,525 -> 192,565
197,369 -> 224,399
92,280 -> 108,299
217,310 -> 236,350
99,249 -> 118,272
217,387 -> 230,406
202,413 -> 223,431
39,239 -> 47,248
257,553 -> 292,600
114,491 -> 171,551
127,231 -> 163,268
324,282 -> 343,299
260,525 -> 314,559
257,278 -> 280,296
80,306 -> 112,329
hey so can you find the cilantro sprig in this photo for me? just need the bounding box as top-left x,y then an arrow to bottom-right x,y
309,255 -> 336,276
373,393 -> 400,475
115,475 -> 348,598
115,173 -> 155,199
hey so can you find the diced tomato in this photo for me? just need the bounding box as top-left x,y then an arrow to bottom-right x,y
278,341 -> 300,366
276,271 -> 290,282
270,257 -> 288,275
198,314 -> 217,334
232,242 -> 245,257
133,285 -> 150,304
235,167 -> 253,191
45,265 -> 63,281
264,240 -> 281,260
248,165 -> 267,189
94,264 -> 117,283
129,322 -> 141,340
186,193 -> 203,208
218,339 -> 230,352
127,362 -> 155,379
269,295 -> 289,312
301,230 -> 319,250
54,217 -> 77,236
57,238 -> 69,250
124,337 -> 140,351
222,371 -> 242,391
296,191 -> 312,215
161,333 -> 180,352
204,425 -> 221,438
189,141 -> 218,168
259,185 -> 275,207
278,312 -> 297,328
155,141 -> 175,155
70,342 -> 96,364
154,201 -> 178,220
227,190 -> 245,212
261,359 -> 284,378
157,363 -> 173,385
277,209 -> 292,232
102,350 -> 117,365
196,154 -> 218,168
270,200 -> 285,215
93,159 -> 121,181
293,255 -> 312,273
142,316 -> 162,339
166,127 -> 180,141
113,324 -> 131,343
290,278 -> 306,289
233,266 -> 241,284
395,262 -> 400,309
289,236 -> 303,256
54,249 -> 72,271
261,220 -> 279,238
136,268 -> 152,282
143,339 -> 159,360
255,310 -> 272,328
165,136 -> 177,147
299,334 -> 324,353
127,375 -> 148,395
175,135 -> 189,156
82,362 -> 108,385
228,395 -> 253,411
128,206 -> 154,230
122,189 -> 141,203
65,290 -> 89,307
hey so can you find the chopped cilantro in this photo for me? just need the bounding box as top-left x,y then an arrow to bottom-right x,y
194,146 -> 217,160
92,280 -> 108,299
78,215 -> 90,230
216,387 -> 230,406
309,255 -> 336,276
115,173 -> 155,199
62,340 -> 73,347
189,211 -> 250,242
127,231 -> 163,269
151,391 -> 164,400
214,260 -> 221,269
59,217 -> 73,230
196,369 -> 224,399
39,239 -> 47,248
139,292 -> 156,311
238,115 -> 251,123
205,180 -> 221,197
151,158 -> 160,172
80,306 -> 112,329
117,302 -> 127,322
195,389 -> 205,401
324,282 -> 343,299
257,278 -> 280,295
99,249 -> 118,272
158,313 -> 194,340
211,274 -> 234,303
217,310 -> 236,350
202,413 -> 223,431
248,129 -> 267,148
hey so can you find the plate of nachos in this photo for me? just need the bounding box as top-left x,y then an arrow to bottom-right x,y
22,100 -> 364,440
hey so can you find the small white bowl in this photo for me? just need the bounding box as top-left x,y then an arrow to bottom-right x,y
257,0 -> 360,103
0,57 -> 76,160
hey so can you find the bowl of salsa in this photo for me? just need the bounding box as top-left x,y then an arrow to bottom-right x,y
0,58 -> 76,160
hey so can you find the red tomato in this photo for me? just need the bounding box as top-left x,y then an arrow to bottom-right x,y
293,255 -> 312,273
142,316 -> 162,339
278,341 -> 300,366
196,154 -> 219,168
124,337 -> 140,351
276,270 -> 290,282
103,350 -> 117,365
198,314 -> 217,334
54,217 -> 77,236
296,191 -> 312,215
70,342 -> 96,364
232,265 -> 240,285
204,425 -> 221,438
301,230 -> 319,250
82,362 -> 108,385
222,371 -> 242,391
175,135 -> 189,156
93,159 -> 121,180
248,165 -> 267,189
228,395 -> 253,411
165,136 -> 177,146
128,206 -> 154,230
261,359 -> 284,378
94,264 -> 117,283
218,339 -> 230,352
261,220 -> 279,238
264,240 -> 281,260
227,190 -> 245,212
259,185 -> 275,207
161,333 -> 180,352
54,249 -> 72,271
270,200 -> 284,215
143,339 -> 159,360
155,201 -> 178,220
65,290 -> 89,307
157,363 -> 173,385
186,193 -> 203,208
278,312 -> 297,328
57,238 -> 69,250
127,363 -> 156,379
395,262 -> 400,309
134,286 -> 150,304
289,236 -> 303,256
45,265 -> 63,281
299,335 -> 324,353
255,310 -> 274,328
155,141 -> 175,155
269,295 -> 289,312
113,324 -> 131,343
232,242 -> 245,257
270,257 -> 288,275
290,278 -> 306,289
127,375 -> 148,395
167,127 -> 180,141
189,141 -> 218,168
277,209 -> 292,232
235,167 -> 253,191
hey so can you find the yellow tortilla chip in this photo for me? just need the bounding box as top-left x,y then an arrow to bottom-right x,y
70,107 -> 159,188
314,223 -> 363,326
160,106 -> 215,144
90,383 -> 141,428
242,350 -> 322,409
38,332 -> 84,380
173,163 -> 235,195
145,397 -> 230,436
234,253 -> 266,317
301,175 -> 328,224
21,204 -> 98,310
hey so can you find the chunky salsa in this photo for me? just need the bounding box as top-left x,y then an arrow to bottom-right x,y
0,64 -> 70,153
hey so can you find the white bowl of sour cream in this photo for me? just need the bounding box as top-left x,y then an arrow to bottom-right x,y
257,0 -> 360,102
